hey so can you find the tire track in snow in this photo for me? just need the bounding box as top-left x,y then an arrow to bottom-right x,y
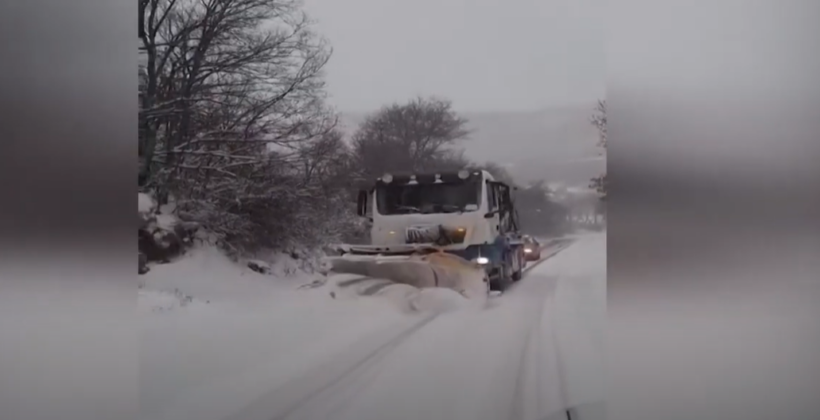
547,290 -> 576,420
223,313 -> 440,420
502,274 -> 574,420
537,240 -> 579,420
507,238 -> 577,420
255,239 -> 578,420
508,277 -> 555,420
501,238 -> 575,296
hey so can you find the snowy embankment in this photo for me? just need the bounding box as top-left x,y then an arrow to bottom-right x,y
139,239 -> 477,420
138,190 -> 442,418
140,233 -> 606,420
141,251 -> 400,420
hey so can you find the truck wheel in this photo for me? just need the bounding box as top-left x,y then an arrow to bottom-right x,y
491,260 -> 513,291
512,266 -> 522,282
491,275 -> 511,291
511,249 -> 524,281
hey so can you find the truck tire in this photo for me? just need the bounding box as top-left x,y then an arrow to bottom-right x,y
490,256 -> 514,291
511,248 -> 523,282
491,273 -> 511,291
512,266 -> 522,282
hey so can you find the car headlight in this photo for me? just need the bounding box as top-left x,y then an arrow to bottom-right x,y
475,256 -> 489,265
524,248 -> 532,253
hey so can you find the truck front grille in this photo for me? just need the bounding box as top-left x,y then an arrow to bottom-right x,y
405,225 -> 465,245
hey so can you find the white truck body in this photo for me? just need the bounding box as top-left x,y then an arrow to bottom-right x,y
368,171 -> 499,251
329,169 -> 525,292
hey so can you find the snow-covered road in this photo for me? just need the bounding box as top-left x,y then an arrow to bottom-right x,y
140,233 -> 605,420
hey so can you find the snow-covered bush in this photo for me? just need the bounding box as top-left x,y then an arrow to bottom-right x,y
155,140 -> 360,256
139,192 -> 200,273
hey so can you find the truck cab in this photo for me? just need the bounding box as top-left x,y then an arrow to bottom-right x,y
353,169 -> 525,291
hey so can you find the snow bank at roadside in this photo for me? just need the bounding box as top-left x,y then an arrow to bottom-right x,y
138,231 -> 486,318
138,244 -> 323,306
138,190 -> 486,315
139,288 -> 209,314
139,244 -> 422,420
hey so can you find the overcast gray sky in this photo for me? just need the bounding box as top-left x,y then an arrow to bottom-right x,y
303,0 -> 605,113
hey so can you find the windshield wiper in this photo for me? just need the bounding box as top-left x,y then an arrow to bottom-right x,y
395,205 -> 421,214
439,204 -> 464,213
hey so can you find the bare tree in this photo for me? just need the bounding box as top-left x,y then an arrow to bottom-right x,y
351,96 -> 470,180
138,0 -> 353,254
426,149 -> 472,173
589,99 -> 607,201
140,0 -> 333,176
590,99 -> 607,149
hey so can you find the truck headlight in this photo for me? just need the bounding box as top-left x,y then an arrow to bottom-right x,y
475,256 -> 489,265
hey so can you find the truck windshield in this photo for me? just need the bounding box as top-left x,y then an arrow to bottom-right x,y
376,180 -> 481,215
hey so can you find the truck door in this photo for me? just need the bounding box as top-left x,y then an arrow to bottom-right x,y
485,181 -> 501,237
496,183 -> 514,234
496,183 -> 524,273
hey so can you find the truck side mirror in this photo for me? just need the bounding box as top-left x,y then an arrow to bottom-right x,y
356,190 -> 368,217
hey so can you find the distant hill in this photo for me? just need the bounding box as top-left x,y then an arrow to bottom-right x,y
338,104 -> 604,187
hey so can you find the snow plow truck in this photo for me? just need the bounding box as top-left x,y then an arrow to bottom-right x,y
327,169 -> 526,295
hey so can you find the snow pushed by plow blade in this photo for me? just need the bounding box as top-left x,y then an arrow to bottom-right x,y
325,238 -> 577,314
326,251 -> 489,310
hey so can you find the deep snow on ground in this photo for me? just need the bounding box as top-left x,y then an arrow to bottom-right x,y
139,288 -> 208,313
139,247 -> 415,420
140,233 -> 605,420
139,246 -> 323,305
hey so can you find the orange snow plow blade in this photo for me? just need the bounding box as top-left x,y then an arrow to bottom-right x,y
326,250 -> 488,299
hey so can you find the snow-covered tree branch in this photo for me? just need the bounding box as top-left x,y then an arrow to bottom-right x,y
139,0 -> 357,254
589,99 -> 607,201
